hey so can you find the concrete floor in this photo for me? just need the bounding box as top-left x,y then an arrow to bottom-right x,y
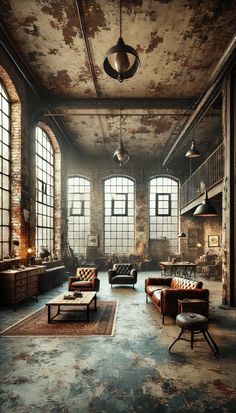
0,271 -> 236,413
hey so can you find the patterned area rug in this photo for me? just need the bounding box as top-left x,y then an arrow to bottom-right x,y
0,301 -> 118,336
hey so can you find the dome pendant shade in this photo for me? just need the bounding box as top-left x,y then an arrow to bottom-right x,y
185,141 -> 200,158
114,51 -> 130,73
113,139 -> 129,166
103,37 -> 140,83
193,191 -> 217,216
178,232 -> 186,238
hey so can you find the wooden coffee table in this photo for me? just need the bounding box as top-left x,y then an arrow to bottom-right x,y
46,291 -> 97,323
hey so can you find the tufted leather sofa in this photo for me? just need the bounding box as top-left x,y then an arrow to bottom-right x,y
108,263 -> 138,288
145,276 -> 209,324
68,267 -> 100,292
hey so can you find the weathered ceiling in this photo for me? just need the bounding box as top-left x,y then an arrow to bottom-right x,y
1,0 -> 236,164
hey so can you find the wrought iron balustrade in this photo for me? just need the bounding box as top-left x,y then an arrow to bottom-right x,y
180,143 -> 223,208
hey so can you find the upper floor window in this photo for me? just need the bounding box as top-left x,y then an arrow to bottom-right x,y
0,82 -> 10,258
67,176 -> 90,257
104,176 -> 135,254
35,126 -> 55,255
149,177 -> 178,253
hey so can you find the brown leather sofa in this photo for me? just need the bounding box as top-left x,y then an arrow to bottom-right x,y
68,267 -> 100,292
145,276 -> 209,324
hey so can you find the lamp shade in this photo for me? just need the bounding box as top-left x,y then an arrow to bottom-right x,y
178,232 -> 186,238
193,191 -> 217,216
113,140 -> 129,166
185,141 -> 200,158
103,37 -> 140,83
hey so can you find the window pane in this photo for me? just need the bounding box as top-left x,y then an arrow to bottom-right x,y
0,82 -> 10,257
35,126 -> 55,256
104,177 -> 135,254
149,177 -> 179,253
67,176 -> 91,256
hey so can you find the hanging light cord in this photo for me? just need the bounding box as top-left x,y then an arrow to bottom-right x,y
120,108 -> 122,142
119,0 -> 122,38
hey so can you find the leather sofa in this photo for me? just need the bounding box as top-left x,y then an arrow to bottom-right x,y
145,276 -> 209,324
68,267 -> 100,292
108,263 -> 137,288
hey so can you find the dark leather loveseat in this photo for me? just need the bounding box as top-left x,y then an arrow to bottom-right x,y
145,276 -> 209,324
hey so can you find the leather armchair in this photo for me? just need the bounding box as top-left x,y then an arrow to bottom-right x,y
108,263 -> 138,288
68,267 -> 100,292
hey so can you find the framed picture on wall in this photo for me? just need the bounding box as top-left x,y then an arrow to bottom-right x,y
87,235 -> 99,247
188,229 -> 199,249
208,235 -> 219,247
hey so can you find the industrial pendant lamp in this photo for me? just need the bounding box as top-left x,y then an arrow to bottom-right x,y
185,140 -> 200,158
113,111 -> 129,166
177,232 -> 186,238
193,190 -> 217,216
103,0 -> 140,82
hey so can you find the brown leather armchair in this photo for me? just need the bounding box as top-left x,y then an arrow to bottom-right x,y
108,263 -> 138,288
68,267 -> 100,292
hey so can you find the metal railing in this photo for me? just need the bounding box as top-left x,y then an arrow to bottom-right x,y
180,143 -> 224,208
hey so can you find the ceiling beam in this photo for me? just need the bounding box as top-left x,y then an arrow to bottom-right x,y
46,97 -> 196,109
75,0 -> 100,97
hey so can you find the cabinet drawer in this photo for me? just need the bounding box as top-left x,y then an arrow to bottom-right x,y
16,278 -> 27,288
16,286 -> 27,300
28,275 -> 38,283
28,282 -> 38,295
15,272 -> 27,281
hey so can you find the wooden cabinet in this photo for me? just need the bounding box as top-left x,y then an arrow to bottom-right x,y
0,266 -> 46,311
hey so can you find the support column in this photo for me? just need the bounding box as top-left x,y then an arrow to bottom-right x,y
222,69 -> 235,306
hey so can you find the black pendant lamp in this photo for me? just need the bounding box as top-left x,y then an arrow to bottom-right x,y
113,112 -> 129,166
103,0 -> 140,83
193,190 -> 217,216
185,140 -> 200,158
177,232 -> 186,238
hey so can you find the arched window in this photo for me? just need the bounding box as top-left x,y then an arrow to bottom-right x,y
0,82 -> 10,258
35,126 -> 55,255
149,176 -> 178,254
67,176 -> 91,257
104,176 -> 135,254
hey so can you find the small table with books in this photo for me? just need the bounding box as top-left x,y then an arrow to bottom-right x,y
46,291 -> 97,323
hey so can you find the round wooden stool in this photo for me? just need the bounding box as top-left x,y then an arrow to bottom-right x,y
169,312 -> 219,358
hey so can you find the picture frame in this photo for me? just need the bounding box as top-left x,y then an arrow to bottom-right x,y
87,235 -> 99,247
208,235 -> 219,247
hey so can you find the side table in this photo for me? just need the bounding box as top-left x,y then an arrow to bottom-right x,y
178,298 -> 209,318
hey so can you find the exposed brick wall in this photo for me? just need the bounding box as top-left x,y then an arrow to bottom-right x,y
65,151 -> 178,260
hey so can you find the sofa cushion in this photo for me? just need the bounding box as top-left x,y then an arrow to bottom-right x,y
152,289 -> 169,306
170,277 -> 202,290
112,275 -> 134,284
71,281 -> 92,288
146,285 -> 171,296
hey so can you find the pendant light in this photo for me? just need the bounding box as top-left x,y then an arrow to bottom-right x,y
193,190 -> 217,216
177,232 -> 186,238
103,0 -> 140,82
185,140 -> 200,158
113,111 -> 129,166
